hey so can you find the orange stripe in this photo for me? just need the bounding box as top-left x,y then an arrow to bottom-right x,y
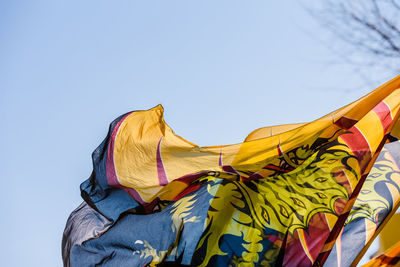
321,240 -> 336,252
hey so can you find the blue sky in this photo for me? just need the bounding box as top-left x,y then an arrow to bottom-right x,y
0,1 -> 392,266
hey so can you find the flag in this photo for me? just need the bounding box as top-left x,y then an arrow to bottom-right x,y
324,141 -> 400,266
63,76 -> 400,266
363,241 -> 400,267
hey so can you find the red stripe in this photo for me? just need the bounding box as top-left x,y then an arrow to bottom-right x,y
176,171 -> 209,183
125,187 -> 146,204
172,183 -> 201,201
277,144 -> 283,156
156,137 -> 169,186
264,164 -> 293,173
373,101 -> 393,135
106,112 -> 147,204
340,126 -> 371,171
334,116 -> 358,129
106,112 -> 133,186
222,165 -> 241,177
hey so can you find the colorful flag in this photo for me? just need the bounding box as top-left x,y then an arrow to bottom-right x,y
63,76 -> 400,266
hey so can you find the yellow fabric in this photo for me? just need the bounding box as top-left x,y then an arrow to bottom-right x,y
363,240 -> 400,267
112,76 -> 400,203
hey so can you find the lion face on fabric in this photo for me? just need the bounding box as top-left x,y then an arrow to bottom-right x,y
134,140 -> 399,267
346,145 -> 400,225
193,139 -> 359,266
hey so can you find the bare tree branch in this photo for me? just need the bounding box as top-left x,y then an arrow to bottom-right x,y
306,0 -> 400,79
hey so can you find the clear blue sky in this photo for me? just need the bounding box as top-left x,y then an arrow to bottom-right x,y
0,1 -> 391,266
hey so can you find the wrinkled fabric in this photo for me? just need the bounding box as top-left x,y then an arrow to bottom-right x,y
63,76 -> 400,266
62,202 -> 112,267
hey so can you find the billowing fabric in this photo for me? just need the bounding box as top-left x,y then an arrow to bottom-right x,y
63,76 -> 400,266
363,241 -> 400,267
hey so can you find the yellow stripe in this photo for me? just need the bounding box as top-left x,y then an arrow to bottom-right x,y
325,213 -> 338,231
382,89 -> 400,114
365,219 -> 377,245
355,110 -> 383,155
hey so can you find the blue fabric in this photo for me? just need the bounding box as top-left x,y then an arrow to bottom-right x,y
71,183 -> 213,266
80,112 -> 139,222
